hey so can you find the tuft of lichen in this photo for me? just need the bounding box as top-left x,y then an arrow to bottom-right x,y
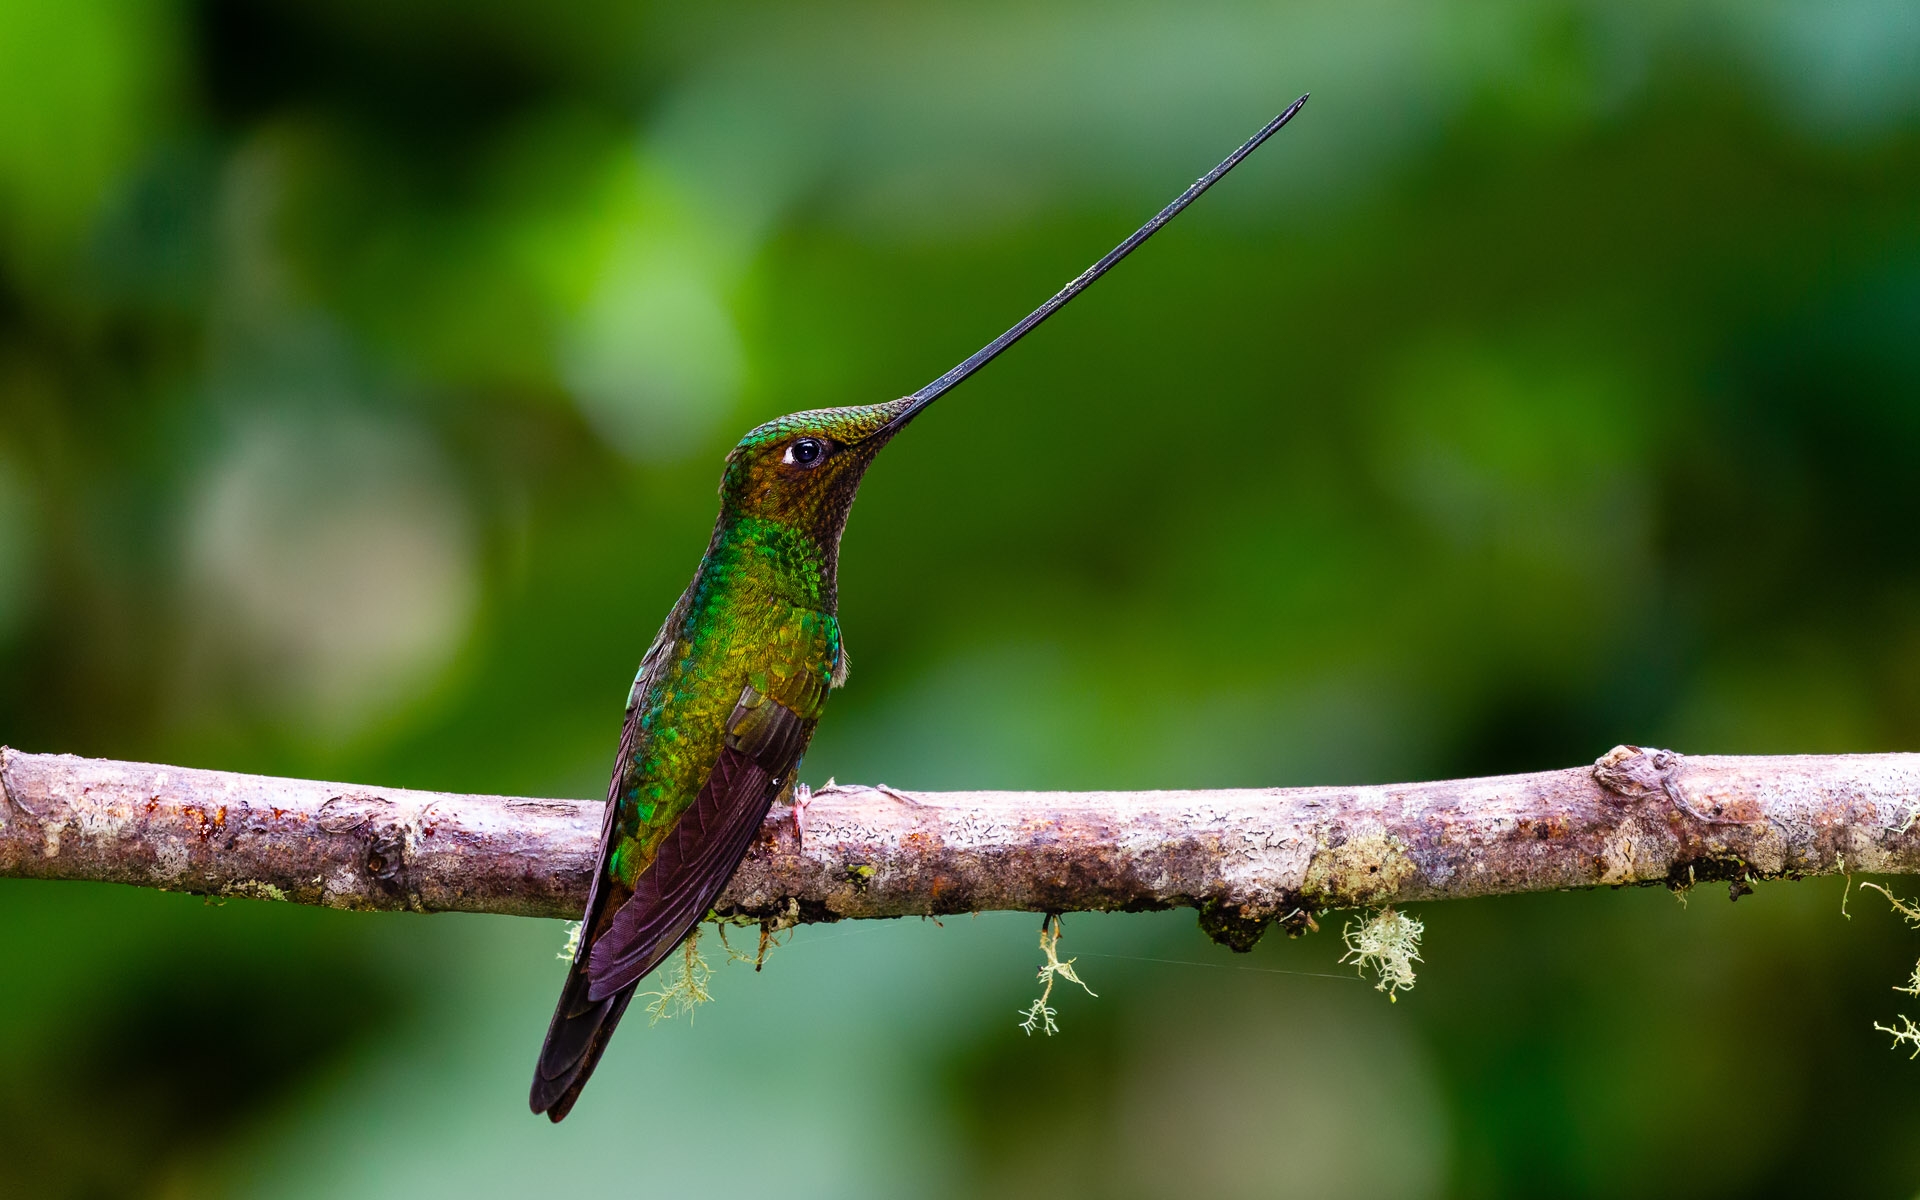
641,928 -> 713,1024
1340,906 -> 1424,1001
1877,1015 -> 1920,1059
1898,962 -> 1920,1000
1018,916 -> 1096,1036
1862,882 -> 1920,928
1860,883 -> 1920,1051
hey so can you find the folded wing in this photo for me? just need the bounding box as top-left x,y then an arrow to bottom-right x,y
587,683 -> 813,999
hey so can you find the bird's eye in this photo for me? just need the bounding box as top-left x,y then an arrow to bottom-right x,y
784,438 -> 827,467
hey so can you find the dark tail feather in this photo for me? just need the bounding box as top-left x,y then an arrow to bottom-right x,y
530,961 -> 635,1122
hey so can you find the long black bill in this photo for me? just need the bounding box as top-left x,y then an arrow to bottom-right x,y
880,92 -> 1310,436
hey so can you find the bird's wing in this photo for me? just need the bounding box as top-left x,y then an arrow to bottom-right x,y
529,595 -> 688,1121
584,680 -> 814,998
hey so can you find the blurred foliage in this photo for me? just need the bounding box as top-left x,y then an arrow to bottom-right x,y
3,0 -> 1920,1196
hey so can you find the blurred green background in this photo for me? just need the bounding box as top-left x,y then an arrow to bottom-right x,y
3,0 -> 1920,1195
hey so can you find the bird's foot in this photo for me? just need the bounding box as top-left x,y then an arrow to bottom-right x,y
790,783 -> 812,850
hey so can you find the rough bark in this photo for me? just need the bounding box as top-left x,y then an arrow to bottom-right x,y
6,745 -> 1920,945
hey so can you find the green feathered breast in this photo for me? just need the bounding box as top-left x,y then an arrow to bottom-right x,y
610,514 -> 842,888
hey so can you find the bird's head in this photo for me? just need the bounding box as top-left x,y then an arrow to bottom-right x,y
717,396 -> 923,545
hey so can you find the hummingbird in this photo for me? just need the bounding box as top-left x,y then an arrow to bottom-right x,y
530,94 -> 1309,1121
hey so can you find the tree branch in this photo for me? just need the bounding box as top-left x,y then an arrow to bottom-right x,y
6,745 -> 1920,946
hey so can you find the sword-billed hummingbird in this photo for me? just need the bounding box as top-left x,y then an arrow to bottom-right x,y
531,95 -> 1309,1121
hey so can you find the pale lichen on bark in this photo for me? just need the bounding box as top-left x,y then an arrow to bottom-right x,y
8,745 -> 1920,948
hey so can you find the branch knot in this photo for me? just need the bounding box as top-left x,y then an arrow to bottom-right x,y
1593,745 -> 1684,801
